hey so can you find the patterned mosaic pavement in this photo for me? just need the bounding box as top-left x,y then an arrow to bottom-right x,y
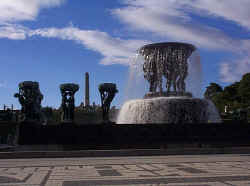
0,154 -> 250,185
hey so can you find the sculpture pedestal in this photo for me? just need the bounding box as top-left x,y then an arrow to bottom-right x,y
61,120 -> 74,124
117,97 -> 221,124
19,120 -> 41,125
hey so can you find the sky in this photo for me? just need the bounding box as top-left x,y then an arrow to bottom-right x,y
0,0 -> 250,109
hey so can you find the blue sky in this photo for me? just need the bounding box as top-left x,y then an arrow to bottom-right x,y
0,0 -> 250,109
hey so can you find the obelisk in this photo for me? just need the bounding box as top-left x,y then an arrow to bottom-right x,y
85,72 -> 90,106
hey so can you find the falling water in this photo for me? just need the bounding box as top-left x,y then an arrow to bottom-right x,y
117,97 -> 221,124
117,42 -> 221,124
123,54 -> 147,101
185,51 -> 202,98
124,50 -> 202,100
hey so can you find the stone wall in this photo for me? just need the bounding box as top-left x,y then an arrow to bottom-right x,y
16,122 -> 250,149
0,122 -> 18,144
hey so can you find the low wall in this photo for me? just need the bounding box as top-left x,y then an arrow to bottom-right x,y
0,122 -> 18,144
16,122 -> 250,149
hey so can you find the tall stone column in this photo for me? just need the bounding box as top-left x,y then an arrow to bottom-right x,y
85,72 -> 90,106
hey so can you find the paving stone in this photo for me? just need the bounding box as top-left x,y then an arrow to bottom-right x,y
97,169 -> 122,176
0,155 -> 250,185
177,167 -> 208,174
0,176 -> 21,183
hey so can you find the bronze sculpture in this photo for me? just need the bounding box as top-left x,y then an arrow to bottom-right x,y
60,83 -> 79,123
14,81 -> 45,123
139,42 -> 195,97
98,83 -> 118,123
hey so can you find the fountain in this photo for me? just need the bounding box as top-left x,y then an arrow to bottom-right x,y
117,42 -> 221,124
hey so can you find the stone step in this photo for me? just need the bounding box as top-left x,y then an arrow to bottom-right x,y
0,146 -> 250,159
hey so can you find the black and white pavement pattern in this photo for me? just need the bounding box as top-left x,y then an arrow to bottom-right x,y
0,154 -> 250,185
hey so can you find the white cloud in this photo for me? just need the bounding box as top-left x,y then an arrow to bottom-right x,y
29,26 -> 149,65
0,0 -> 65,40
220,57 -> 250,83
0,0 -> 249,81
0,0 -> 65,23
186,0 -> 250,30
112,0 -> 250,82
0,22 -> 149,65
112,0 -> 250,52
0,24 -> 28,39
0,0 -> 65,39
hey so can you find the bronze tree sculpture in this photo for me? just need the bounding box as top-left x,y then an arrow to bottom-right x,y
60,83 -> 79,123
14,81 -> 45,122
98,83 -> 118,123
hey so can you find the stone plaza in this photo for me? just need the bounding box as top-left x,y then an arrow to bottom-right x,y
1,154 -> 250,185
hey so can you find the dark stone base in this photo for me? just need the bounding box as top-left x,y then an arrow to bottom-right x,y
15,122 -> 250,148
19,120 -> 41,125
144,91 -> 192,98
61,120 -> 74,124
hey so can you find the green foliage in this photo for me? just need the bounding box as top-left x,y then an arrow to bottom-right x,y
43,108 -> 60,125
74,110 -> 102,124
204,83 -> 223,99
210,92 -> 226,113
45,106 -> 104,125
204,73 -> 250,117
239,73 -> 250,107
223,82 -> 240,102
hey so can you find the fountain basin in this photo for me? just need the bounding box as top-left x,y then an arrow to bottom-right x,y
117,97 -> 221,124
144,91 -> 193,98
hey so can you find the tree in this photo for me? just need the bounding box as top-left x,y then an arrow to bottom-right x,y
211,92 -> 227,113
42,106 -> 53,120
204,73 -> 250,116
239,73 -> 250,107
223,82 -> 240,102
204,83 -> 223,99
222,82 -> 242,110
